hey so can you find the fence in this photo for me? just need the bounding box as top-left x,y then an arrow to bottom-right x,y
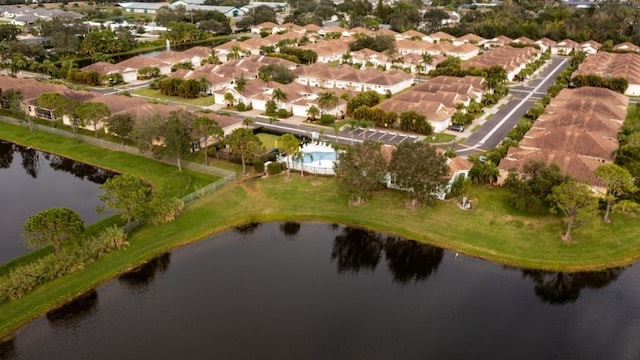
1,116 -> 237,203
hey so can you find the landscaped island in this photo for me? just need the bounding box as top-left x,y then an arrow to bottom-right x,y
1,119 -> 640,339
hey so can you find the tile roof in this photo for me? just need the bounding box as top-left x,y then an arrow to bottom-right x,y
498,147 -> 606,187
572,51 -> 640,85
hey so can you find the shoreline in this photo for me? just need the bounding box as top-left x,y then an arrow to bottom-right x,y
2,122 -> 640,339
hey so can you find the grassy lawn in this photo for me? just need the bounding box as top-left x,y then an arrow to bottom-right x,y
471,125 -> 481,133
257,133 -> 280,149
132,88 -> 216,107
423,133 -> 456,143
2,120 -> 640,338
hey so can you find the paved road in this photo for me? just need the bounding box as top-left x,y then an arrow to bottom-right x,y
456,56 -> 570,155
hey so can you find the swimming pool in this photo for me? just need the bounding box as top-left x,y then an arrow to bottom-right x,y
303,151 -> 336,164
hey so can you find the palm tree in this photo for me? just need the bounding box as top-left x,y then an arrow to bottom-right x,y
271,88 -> 288,108
42,60 -> 57,79
224,92 -> 235,107
360,120 -> 372,140
242,117 -> 254,128
228,45 -> 242,60
420,52 -> 433,73
317,91 -> 339,115
306,105 -> 320,122
198,76 -> 211,95
347,118 -> 359,145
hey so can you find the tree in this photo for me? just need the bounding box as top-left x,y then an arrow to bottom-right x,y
279,133 -> 300,179
334,141 -> 387,204
317,91 -> 339,115
107,113 -> 135,145
23,207 -> 85,257
132,114 -> 167,153
98,174 -> 152,225
164,116 -> 191,171
594,164 -> 638,222
3,90 -> 32,132
547,181 -> 599,242
258,63 -> 296,84
224,92 -> 235,107
388,142 -> 449,207
192,116 -> 223,165
226,128 -> 264,176
73,102 -> 111,138
306,105 -> 320,121
505,161 -> 569,213
234,74 -> 247,92
271,88 -> 288,108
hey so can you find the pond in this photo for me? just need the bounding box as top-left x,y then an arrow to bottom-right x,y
2,222 -> 639,359
0,141 -> 115,264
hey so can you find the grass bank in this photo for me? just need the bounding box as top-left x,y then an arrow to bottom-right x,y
2,122 -> 640,338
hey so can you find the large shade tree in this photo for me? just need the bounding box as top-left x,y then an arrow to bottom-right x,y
226,128 -> 264,176
388,142 -> 449,207
547,180 -> 599,242
73,101 -> 111,138
98,174 -> 153,225
23,207 -> 85,257
192,116 -> 223,165
107,113 -> 135,145
334,140 -> 386,204
164,116 -> 191,171
594,164 -> 638,222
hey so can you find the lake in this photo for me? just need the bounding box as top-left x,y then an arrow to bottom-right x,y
0,141 -> 114,263
2,222 -> 639,360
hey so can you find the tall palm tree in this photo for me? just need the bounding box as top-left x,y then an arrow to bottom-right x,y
317,91 -> 339,115
228,45 -> 242,60
272,88 -> 288,108
420,52 -> 433,73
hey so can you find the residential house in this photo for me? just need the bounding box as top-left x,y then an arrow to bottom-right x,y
513,36 -> 535,46
453,33 -> 485,46
114,56 -> 172,78
497,87 -> 627,193
551,39 -> 580,55
300,39 -> 350,63
401,30 -> 431,42
481,35 -> 513,49
429,31 -> 455,43
613,42 -> 640,53
462,45 -> 540,81
534,37 -> 556,53
579,40 -> 601,54
571,51 -> 640,95
250,21 -> 281,35
81,61 -> 138,83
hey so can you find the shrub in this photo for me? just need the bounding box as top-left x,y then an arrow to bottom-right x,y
148,197 -> 184,225
277,108 -> 289,118
236,103 -> 246,111
246,103 -> 253,110
320,114 -> 335,125
253,157 -> 265,173
267,161 -> 283,175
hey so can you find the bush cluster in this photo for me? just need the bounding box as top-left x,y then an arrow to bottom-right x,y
0,226 -> 128,304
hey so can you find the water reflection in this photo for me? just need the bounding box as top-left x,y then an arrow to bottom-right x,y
17,146 -> 39,178
384,237 -> 444,284
47,153 -> 114,183
46,289 -> 99,328
234,222 -> 261,235
330,227 -> 445,283
521,267 -> 625,305
331,227 -> 384,274
0,337 -> 16,359
280,221 -> 301,239
0,142 -> 115,182
118,253 -> 171,290
0,141 -> 14,168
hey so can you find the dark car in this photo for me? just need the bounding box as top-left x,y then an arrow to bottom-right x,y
449,124 -> 465,132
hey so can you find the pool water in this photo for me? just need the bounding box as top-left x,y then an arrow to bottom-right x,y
303,151 -> 336,164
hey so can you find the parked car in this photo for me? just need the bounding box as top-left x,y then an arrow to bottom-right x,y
449,124 -> 465,132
